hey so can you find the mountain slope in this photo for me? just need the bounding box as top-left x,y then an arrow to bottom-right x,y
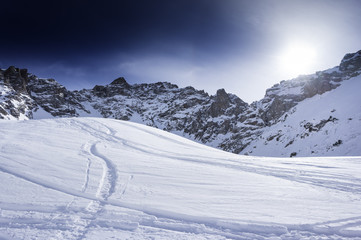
242,74 -> 361,157
1,50 -> 361,157
1,118 -> 361,239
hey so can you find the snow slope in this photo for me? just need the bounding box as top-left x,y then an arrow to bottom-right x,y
242,74 -> 361,157
1,118 -> 361,239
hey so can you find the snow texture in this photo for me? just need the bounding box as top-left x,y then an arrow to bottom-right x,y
1,118 -> 361,239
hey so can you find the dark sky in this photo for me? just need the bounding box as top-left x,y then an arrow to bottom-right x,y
1,0 -> 361,102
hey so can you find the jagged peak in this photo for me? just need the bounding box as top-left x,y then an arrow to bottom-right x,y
131,81 -> 180,90
0,66 -> 30,93
215,88 -> 229,102
110,77 -> 129,86
153,81 -> 179,89
216,88 -> 227,96
341,50 -> 361,62
2,66 -> 28,79
339,49 -> 361,72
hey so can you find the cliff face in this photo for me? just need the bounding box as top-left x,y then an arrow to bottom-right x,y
0,67 -> 34,120
1,50 -> 361,156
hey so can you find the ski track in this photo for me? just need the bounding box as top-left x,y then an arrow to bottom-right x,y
72,125 -> 119,239
0,119 -> 121,240
119,174 -> 134,197
88,142 -> 117,200
81,157 -> 91,193
73,119 -> 361,195
117,138 -> 361,194
1,118 -> 361,239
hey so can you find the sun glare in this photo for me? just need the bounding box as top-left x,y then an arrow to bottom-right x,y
278,43 -> 316,77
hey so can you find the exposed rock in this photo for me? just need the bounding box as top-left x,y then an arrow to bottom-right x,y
260,95 -> 297,125
209,89 -> 230,117
339,50 -> 361,74
1,49 -> 360,155
92,85 -> 109,97
303,73 -> 340,98
110,77 -> 128,86
27,77 -> 88,117
290,152 -> 297,157
3,66 -> 29,93
333,140 -> 342,147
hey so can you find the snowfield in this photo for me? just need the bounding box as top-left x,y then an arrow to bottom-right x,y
0,118 -> 361,239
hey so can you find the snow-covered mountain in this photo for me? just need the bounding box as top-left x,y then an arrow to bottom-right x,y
1,50 -> 361,157
242,73 -> 361,157
1,117 -> 361,239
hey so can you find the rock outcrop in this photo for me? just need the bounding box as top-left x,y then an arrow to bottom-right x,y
1,49 -> 361,156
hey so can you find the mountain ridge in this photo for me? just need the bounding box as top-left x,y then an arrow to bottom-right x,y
1,50 -> 361,157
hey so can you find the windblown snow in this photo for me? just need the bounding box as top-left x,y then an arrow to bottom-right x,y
1,118 -> 361,239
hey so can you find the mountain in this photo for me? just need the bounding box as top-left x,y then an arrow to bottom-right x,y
1,117 -> 361,239
1,50 -> 361,157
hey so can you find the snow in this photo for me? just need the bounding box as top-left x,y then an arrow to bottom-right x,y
243,74 -> 361,157
32,105 -> 54,119
128,111 -> 144,124
0,118 -> 361,239
323,66 -> 341,74
77,101 -> 103,118
268,84 -> 304,96
266,75 -> 315,97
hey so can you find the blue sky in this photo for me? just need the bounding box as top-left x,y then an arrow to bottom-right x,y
1,0 -> 360,103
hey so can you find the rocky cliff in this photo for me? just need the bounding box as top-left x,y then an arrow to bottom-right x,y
1,50 -> 361,156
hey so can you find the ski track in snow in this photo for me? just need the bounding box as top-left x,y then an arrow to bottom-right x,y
1,118 -> 361,239
89,142 -> 117,200
80,119 -> 361,195
81,157 -> 91,193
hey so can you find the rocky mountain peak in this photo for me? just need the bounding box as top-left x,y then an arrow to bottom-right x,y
209,89 -> 230,117
215,88 -> 229,100
2,66 -> 29,93
110,77 -> 129,87
215,88 -> 230,106
339,50 -> 361,73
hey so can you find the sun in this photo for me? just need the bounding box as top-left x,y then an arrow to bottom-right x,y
278,43 -> 316,77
